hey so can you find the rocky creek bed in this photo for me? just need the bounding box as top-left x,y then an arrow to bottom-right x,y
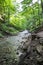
0,30 -> 43,65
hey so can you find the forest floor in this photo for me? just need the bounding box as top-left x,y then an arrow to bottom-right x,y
0,28 -> 43,65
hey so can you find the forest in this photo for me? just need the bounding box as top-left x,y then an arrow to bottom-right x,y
0,0 -> 43,65
0,0 -> 43,37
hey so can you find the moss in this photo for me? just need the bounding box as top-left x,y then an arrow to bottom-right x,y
0,33 -> 4,37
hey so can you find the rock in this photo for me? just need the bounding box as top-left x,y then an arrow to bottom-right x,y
0,41 -> 19,65
37,31 -> 43,38
39,38 -> 43,45
17,30 -> 31,52
36,44 -> 43,55
18,31 -> 43,65
0,30 -> 32,65
37,55 -> 43,62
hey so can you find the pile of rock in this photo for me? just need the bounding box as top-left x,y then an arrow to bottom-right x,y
18,31 -> 43,65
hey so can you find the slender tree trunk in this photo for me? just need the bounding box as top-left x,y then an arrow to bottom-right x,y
41,0 -> 43,13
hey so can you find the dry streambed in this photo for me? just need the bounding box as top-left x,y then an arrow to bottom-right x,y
0,30 -> 43,65
0,30 -> 31,65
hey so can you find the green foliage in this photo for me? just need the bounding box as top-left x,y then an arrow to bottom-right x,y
0,0 -> 43,37
0,33 -> 3,37
20,1 -> 43,31
22,0 -> 32,4
0,0 -> 17,36
10,15 -> 27,30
